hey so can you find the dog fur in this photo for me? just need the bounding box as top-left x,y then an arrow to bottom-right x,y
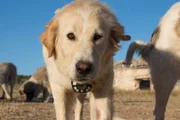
40,0 -> 130,119
125,2 -> 180,120
19,66 -> 51,102
0,62 -> 17,100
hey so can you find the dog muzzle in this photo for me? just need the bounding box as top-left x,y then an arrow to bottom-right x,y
71,81 -> 92,93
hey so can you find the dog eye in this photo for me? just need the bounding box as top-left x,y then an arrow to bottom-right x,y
67,33 -> 75,40
93,33 -> 102,41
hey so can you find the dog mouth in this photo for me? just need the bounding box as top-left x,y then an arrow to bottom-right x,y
71,81 -> 92,93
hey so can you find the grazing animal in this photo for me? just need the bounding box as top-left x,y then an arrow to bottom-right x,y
124,2 -> 180,120
0,62 -> 17,100
19,66 -> 51,102
40,0 -> 130,119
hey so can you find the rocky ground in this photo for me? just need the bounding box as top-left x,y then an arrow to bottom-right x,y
0,85 -> 180,120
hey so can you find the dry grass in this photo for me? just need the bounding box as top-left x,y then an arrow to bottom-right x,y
0,85 -> 180,120
0,102 -> 55,120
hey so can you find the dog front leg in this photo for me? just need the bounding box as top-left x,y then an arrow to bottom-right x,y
89,92 -> 97,120
153,78 -> 175,120
75,94 -> 86,120
90,92 -> 112,120
150,69 -> 178,120
95,97 -> 112,120
51,83 -> 67,120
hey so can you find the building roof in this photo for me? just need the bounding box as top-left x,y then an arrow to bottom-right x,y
114,58 -> 148,69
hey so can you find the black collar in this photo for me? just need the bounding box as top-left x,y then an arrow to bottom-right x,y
71,81 -> 92,93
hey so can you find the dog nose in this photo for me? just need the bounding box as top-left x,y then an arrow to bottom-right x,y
76,61 -> 92,75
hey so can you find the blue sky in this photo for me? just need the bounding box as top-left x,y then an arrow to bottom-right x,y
0,0 -> 179,75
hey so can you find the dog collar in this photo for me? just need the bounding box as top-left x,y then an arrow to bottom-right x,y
71,81 -> 92,93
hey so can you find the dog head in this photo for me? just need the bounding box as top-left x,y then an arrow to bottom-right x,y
19,81 -> 42,101
153,2 -> 180,48
40,0 -> 130,84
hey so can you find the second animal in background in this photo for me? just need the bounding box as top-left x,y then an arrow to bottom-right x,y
19,66 -> 52,102
125,2 -> 180,120
0,62 -> 17,100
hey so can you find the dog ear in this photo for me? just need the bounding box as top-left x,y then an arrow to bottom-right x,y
151,26 -> 160,45
175,19 -> 180,38
110,23 -> 131,51
40,19 -> 58,58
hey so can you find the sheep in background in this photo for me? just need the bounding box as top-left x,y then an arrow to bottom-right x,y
0,62 -> 17,100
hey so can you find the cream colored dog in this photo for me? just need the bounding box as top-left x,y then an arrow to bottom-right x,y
19,66 -> 51,102
125,2 -> 180,120
40,0 -> 130,120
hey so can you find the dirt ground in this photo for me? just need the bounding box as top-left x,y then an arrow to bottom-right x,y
0,85 -> 180,120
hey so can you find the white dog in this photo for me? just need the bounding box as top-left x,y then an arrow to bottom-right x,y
19,66 -> 51,102
40,0 -> 130,119
125,2 -> 180,120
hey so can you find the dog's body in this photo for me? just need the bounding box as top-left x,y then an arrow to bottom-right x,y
0,62 -> 17,100
125,2 -> 180,120
19,66 -> 51,102
40,0 -> 130,119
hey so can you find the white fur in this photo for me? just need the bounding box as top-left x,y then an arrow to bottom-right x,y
40,0 -> 130,119
156,3 -> 180,50
125,2 -> 180,120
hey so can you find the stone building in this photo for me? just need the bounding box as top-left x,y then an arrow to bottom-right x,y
113,59 -> 152,91
113,58 -> 180,91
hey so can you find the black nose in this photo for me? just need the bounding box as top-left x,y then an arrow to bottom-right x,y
76,61 -> 92,75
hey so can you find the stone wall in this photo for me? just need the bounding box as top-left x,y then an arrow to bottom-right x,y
113,63 -> 151,90
113,59 -> 180,91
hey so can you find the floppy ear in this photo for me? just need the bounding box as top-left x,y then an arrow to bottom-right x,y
175,19 -> 180,38
110,23 -> 131,51
40,19 -> 58,58
150,26 -> 160,45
